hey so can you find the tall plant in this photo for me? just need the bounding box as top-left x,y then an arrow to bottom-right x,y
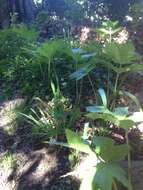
86,88 -> 143,190
70,41 -> 143,107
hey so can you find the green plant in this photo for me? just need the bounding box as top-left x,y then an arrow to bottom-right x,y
48,128 -> 129,190
0,24 -> 39,97
46,88 -> 143,190
86,88 -> 143,190
35,39 -> 74,91
0,153 -> 16,170
97,20 -> 122,43
22,83 -> 80,139
70,41 -> 143,106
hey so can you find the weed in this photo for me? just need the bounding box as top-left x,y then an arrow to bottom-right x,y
0,153 -> 16,170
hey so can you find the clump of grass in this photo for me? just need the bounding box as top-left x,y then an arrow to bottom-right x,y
0,153 -> 16,170
3,100 -> 27,136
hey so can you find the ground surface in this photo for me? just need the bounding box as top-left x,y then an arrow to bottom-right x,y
0,96 -> 79,190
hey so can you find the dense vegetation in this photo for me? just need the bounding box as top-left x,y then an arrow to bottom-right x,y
1,0 -> 143,190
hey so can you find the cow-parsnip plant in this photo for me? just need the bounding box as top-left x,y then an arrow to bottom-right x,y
70,40 -> 143,107
86,88 -> 143,190
96,20 -> 122,43
36,39 -> 73,86
46,88 -> 143,190
47,128 -> 129,190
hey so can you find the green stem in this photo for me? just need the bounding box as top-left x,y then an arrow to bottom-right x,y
114,73 -> 120,94
88,74 -> 96,98
48,59 -> 51,81
114,63 -> 122,94
77,79 -> 83,105
126,131 -> 133,190
110,72 -> 120,111
109,30 -> 112,43
113,180 -> 118,190
75,59 -> 79,104
107,65 -> 110,104
107,32 -> 111,105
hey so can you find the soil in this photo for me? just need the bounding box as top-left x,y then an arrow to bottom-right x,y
0,96 -> 79,190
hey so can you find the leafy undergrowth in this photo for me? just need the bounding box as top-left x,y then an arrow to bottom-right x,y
1,20 -> 143,190
0,80 -> 143,190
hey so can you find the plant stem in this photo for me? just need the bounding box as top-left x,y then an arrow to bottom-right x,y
48,59 -> 51,81
109,29 -> 112,43
107,65 -> 110,104
77,79 -> 83,104
88,74 -> 96,98
126,131 -> 133,190
75,59 -> 79,104
114,73 -> 120,94
113,180 -> 118,190
107,32 -> 112,106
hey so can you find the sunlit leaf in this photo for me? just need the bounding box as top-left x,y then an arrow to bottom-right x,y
65,129 -> 94,155
86,112 -> 119,126
98,88 -> 107,107
86,106 -> 110,114
92,163 -> 129,190
70,64 -> 95,80
80,162 -> 128,190
119,119 -> 134,130
120,90 -> 142,111
92,136 -> 128,162
105,42 -> 136,65
113,107 -> 129,117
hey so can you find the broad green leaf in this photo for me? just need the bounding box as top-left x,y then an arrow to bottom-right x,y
92,136 -> 114,149
92,163 -> 129,190
83,41 -> 102,54
117,64 -> 143,74
86,106 -> 111,114
92,136 -> 128,162
86,112 -> 120,126
120,90 -> 142,111
70,64 -> 95,80
119,119 -> 134,130
98,88 -> 107,107
37,40 -> 71,61
105,42 -> 136,65
109,144 -> 129,161
113,107 -> 129,117
65,129 -> 94,155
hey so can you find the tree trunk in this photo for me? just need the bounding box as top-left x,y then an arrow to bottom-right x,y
0,0 -> 35,28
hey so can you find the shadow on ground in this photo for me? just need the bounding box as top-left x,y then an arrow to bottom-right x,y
0,125 -> 79,190
0,98 -> 79,190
